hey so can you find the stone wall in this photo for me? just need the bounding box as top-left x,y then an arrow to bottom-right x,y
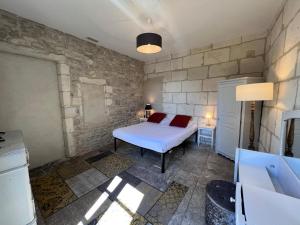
259,0 -> 300,153
144,36 -> 266,126
0,9 -> 144,157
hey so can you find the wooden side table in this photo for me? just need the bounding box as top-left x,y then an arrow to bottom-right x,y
198,126 -> 216,149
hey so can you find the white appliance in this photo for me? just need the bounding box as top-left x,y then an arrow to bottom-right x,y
0,130 -> 36,225
234,148 -> 300,225
216,77 -> 263,159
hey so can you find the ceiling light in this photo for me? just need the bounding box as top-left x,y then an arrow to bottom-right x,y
136,33 -> 162,54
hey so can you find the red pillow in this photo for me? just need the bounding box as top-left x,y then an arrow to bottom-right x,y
170,115 -> 192,128
147,112 -> 166,123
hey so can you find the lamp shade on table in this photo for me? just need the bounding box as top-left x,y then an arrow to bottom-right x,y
145,104 -> 152,110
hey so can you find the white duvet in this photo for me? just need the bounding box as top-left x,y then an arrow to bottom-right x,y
113,121 -> 197,153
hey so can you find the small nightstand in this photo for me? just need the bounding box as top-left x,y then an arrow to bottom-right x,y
139,117 -> 148,123
198,126 -> 216,149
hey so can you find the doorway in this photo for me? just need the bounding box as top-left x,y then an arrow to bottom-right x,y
0,52 -> 65,168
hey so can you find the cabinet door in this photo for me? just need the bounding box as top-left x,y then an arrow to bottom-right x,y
216,82 -> 242,159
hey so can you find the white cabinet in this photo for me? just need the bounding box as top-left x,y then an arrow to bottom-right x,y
216,77 -> 263,159
0,131 -> 36,225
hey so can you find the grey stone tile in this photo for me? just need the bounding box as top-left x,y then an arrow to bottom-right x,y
127,162 -> 173,192
187,185 -> 206,217
171,169 -> 200,187
46,189 -> 112,225
173,183 -> 196,215
135,182 -> 163,216
168,212 -> 185,225
66,168 -> 109,197
181,212 -> 205,225
85,151 -> 112,164
168,190 -> 194,225
115,142 -> 139,154
145,182 -> 188,225
80,149 -> 106,161
36,205 -> 46,225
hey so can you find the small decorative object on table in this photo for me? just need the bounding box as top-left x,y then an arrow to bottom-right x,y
205,180 -> 235,225
144,104 -> 152,118
198,126 -> 215,149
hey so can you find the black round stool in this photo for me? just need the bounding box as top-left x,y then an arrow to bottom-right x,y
205,180 -> 235,225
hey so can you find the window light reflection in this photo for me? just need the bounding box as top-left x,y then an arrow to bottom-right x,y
117,183 -> 144,213
84,192 -> 109,220
107,176 -> 122,192
97,202 -> 132,225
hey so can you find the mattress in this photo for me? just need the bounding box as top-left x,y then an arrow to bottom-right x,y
113,121 -> 197,153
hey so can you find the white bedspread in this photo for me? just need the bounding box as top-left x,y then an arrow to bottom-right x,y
113,122 -> 197,153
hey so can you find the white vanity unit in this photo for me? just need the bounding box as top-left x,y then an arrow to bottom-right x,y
234,148 -> 300,225
0,130 -> 36,225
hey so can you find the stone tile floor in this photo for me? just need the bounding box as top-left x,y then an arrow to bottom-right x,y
32,141 -> 233,225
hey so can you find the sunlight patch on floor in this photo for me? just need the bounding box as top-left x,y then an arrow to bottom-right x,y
84,192 -> 109,220
79,174 -> 145,224
107,176 -> 122,192
117,183 -> 144,213
97,202 -> 132,225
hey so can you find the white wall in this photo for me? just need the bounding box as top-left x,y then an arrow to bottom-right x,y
144,35 -> 266,126
259,0 -> 300,154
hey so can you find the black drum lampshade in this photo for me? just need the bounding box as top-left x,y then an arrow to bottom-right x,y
136,33 -> 162,54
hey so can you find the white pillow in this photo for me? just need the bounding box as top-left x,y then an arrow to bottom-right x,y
159,114 -> 175,125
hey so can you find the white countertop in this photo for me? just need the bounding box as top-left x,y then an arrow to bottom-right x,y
0,130 -> 27,171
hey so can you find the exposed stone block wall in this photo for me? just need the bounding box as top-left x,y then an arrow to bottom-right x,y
0,10 -> 144,156
144,36 -> 266,126
259,0 -> 300,153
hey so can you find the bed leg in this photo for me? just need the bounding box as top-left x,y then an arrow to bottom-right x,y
140,147 -> 144,157
161,153 -> 165,173
114,138 -> 117,152
195,130 -> 198,143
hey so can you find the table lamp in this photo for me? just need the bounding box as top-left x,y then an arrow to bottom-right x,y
236,82 -> 273,150
205,112 -> 212,126
145,104 -> 152,118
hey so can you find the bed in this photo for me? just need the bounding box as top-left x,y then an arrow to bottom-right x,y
113,120 -> 198,173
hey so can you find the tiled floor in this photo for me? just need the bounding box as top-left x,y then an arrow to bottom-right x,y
31,141 -> 233,225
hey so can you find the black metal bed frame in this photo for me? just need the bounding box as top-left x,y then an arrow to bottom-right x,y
114,130 -> 198,173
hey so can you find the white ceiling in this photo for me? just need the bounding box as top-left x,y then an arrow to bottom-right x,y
0,0 -> 284,61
